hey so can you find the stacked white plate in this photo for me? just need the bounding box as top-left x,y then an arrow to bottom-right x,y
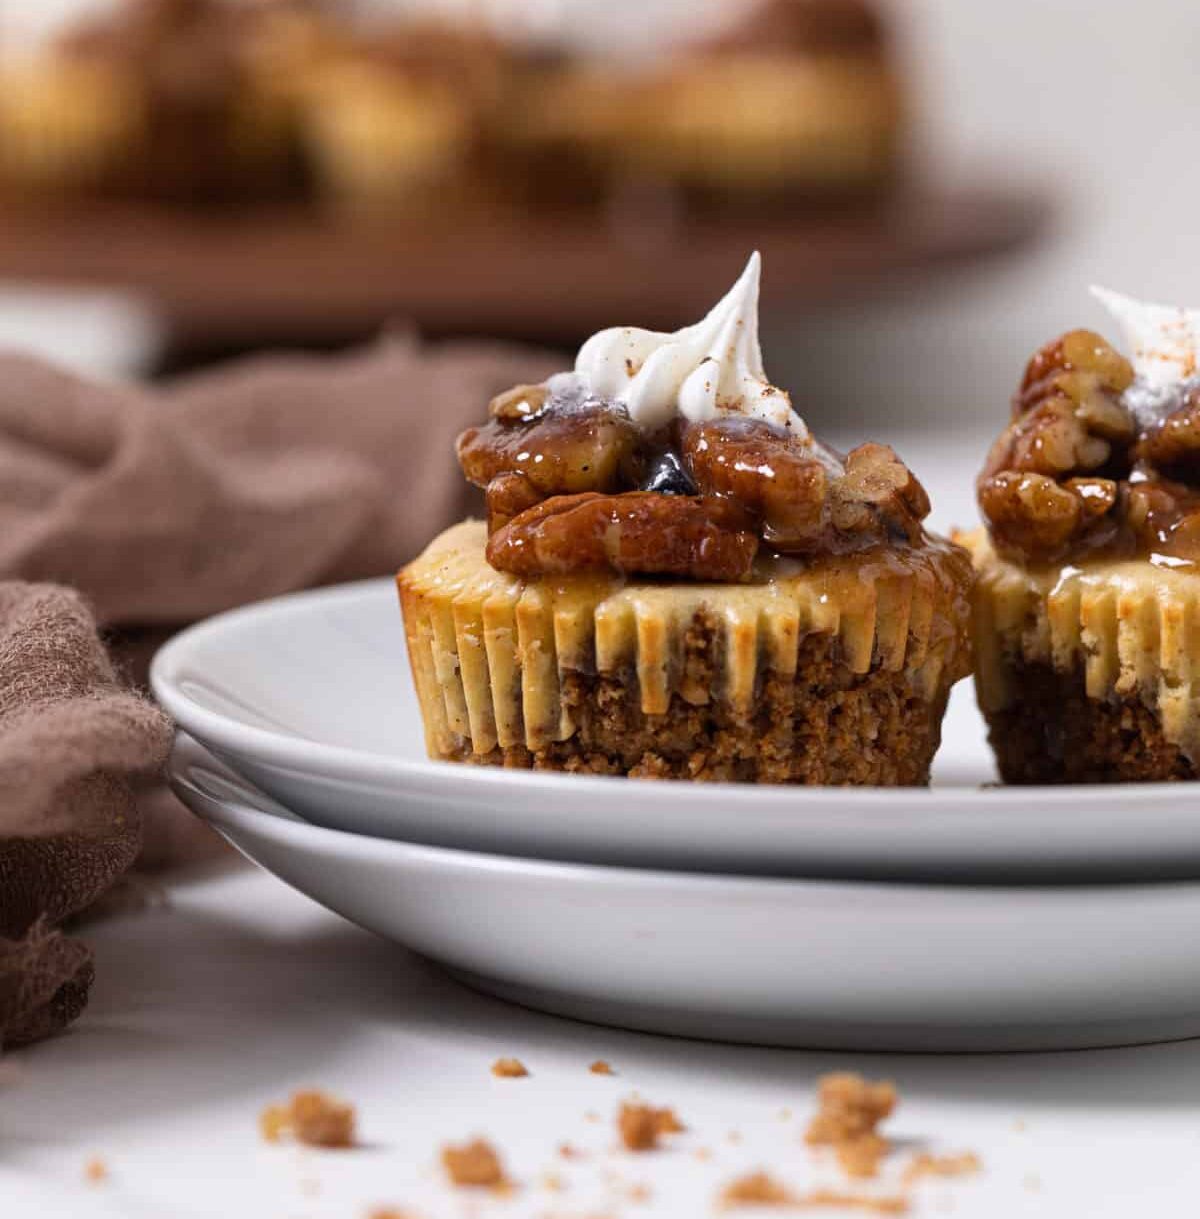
154,579 -> 1200,1052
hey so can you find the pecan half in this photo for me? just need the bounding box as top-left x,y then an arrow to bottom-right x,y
1015,329 -> 1134,419
485,472 -> 543,532
1125,476 -> 1200,559
830,443 -> 930,545
1135,389 -> 1200,482
488,382 -> 549,423
983,397 -> 1122,481
681,417 -> 828,548
979,331 -> 1137,559
457,398 -> 643,496
977,471 -> 1090,560
485,491 -> 759,581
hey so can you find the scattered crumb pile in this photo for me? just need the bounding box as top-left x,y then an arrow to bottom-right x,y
805,1073 -> 896,1179
441,1137 -> 510,1190
717,1172 -> 909,1214
241,1066 -> 984,1213
260,1090 -> 356,1149
84,1157 -> 109,1185
902,1151 -> 982,1184
618,1101 -> 686,1151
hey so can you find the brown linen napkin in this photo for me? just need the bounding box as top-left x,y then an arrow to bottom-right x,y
0,334 -> 560,625
0,583 -> 172,1048
0,333 -> 560,1046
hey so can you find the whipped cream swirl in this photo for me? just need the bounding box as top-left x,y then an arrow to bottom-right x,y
1093,286 -> 1200,429
572,252 -> 807,436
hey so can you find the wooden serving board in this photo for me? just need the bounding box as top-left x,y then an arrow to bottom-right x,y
0,180 -> 1047,353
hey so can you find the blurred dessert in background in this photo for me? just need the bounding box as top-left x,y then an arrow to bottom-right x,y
0,0 -> 905,217
0,27 -> 140,196
0,0 -> 328,205
610,0 -> 904,201
301,20 -> 508,214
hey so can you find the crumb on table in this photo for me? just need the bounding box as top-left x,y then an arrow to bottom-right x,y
491,1057 -> 529,1078
806,1074 -> 897,1145
441,1138 -> 509,1190
618,1101 -> 686,1151
84,1157 -> 109,1185
718,1171 -> 795,1207
589,1060 -> 615,1075
717,1173 -> 910,1213
837,1132 -> 890,1180
903,1151 -> 982,1184
800,1188 -> 910,1214
260,1090 -> 356,1149
806,1073 -> 897,1178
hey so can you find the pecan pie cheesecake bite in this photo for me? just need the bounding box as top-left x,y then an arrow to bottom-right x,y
399,254 -> 971,784
967,290 -> 1200,782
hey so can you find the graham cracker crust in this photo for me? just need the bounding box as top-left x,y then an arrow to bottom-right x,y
452,622 -> 949,786
984,661 -> 1198,784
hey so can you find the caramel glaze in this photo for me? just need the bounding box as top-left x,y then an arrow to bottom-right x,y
457,382 -> 949,582
979,329 -> 1200,570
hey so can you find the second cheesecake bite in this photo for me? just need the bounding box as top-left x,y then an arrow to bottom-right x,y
400,254 -> 971,784
969,289 -> 1200,782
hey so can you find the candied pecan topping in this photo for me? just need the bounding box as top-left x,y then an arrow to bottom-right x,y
1125,477 -> 1200,560
1015,329 -> 1133,418
458,397 -> 643,497
980,330 -> 1144,563
683,419 -> 929,553
465,380 -> 941,581
485,472 -> 543,532
488,382 -> 549,423
1135,388 -> 1200,482
486,491 -> 759,581
830,443 -> 929,544
682,417 -> 829,548
985,398 -> 1117,480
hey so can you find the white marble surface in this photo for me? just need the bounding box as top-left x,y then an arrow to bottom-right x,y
4,862 -> 1200,1219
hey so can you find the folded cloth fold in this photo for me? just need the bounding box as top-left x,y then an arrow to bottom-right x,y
0,335 -> 560,625
0,583 -> 172,1049
0,333 -> 560,1046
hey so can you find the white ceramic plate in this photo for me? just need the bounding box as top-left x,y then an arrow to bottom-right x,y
152,579 -> 1200,882
171,734 -> 1200,1052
